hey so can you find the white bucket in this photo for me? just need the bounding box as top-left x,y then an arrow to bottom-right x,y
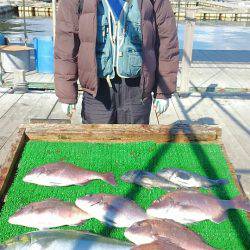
1,46 -> 32,73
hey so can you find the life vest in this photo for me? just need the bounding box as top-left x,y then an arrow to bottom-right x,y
79,0 -> 143,79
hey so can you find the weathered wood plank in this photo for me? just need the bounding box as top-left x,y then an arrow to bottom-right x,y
0,129 -> 18,168
48,100 -> 71,122
0,128 -> 26,201
150,100 -> 179,125
28,93 -> 58,121
217,98 -> 250,127
22,124 -> 221,143
0,94 -> 40,149
171,94 -> 192,123
192,95 -> 250,173
0,94 -> 22,119
208,97 -> 250,154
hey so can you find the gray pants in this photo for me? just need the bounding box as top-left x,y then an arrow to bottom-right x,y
81,75 -> 152,124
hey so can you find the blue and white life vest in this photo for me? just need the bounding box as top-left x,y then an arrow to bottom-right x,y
96,0 -> 142,79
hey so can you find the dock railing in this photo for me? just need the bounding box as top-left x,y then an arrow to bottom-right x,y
179,9 -> 196,96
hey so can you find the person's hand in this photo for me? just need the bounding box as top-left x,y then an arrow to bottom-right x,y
153,98 -> 169,115
61,103 -> 76,117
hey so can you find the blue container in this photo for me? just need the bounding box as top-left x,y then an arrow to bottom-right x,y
0,33 -> 6,45
33,36 -> 54,73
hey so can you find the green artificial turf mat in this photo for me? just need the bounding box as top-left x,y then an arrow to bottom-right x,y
0,141 -> 249,249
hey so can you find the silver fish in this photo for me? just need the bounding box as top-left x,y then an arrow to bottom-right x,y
121,170 -> 180,191
157,168 -> 228,188
125,219 -> 214,250
75,194 -> 149,228
147,190 -> 250,224
132,239 -> 185,250
0,230 -> 133,250
8,199 -> 91,230
23,162 -> 116,187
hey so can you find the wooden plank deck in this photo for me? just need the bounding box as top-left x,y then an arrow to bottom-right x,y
2,62 -> 250,91
0,88 -> 249,198
2,50 -> 250,92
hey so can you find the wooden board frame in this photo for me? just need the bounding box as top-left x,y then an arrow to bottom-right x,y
0,123 -> 246,205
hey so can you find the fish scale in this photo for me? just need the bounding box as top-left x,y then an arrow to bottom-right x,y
121,170 -> 180,191
125,219 -> 214,250
75,194 -> 149,228
157,168 -> 228,188
147,190 -> 250,224
23,162 -> 116,187
8,199 -> 91,230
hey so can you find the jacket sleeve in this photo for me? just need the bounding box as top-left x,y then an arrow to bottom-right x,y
54,0 -> 80,104
154,0 -> 179,99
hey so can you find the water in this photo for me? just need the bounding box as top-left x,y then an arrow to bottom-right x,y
1,15 -> 250,50
0,16 -> 52,43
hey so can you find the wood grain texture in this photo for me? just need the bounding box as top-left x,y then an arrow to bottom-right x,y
0,129 -> 26,201
22,123 -> 222,143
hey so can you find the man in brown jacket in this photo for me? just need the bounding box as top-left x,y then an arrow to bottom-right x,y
55,0 -> 179,124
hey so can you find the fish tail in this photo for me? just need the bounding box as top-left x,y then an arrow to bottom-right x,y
230,195 -> 250,212
103,173 -> 117,186
213,178 -> 229,186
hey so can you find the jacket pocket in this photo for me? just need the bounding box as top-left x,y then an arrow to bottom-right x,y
128,49 -> 142,76
127,21 -> 142,45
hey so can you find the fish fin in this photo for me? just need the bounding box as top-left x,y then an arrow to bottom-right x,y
211,213 -> 227,223
230,195 -> 250,212
103,173 -> 117,186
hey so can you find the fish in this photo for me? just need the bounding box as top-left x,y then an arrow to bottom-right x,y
8,199 -> 92,230
121,170 -> 180,191
75,194 -> 149,228
157,168 -> 228,188
23,162 -> 116,187
146,190 -> 250,224
0,230 -> 133,250
125,219 -> 214,250
132,239 -> 185,250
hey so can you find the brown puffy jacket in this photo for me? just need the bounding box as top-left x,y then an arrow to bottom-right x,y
54,0 -> 179,104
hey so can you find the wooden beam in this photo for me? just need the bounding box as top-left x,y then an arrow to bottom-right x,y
22,123 -> 222,143
0,128 -> 27,201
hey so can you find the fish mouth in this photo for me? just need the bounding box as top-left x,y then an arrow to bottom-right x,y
124,229 -> 133,240
23,175 -> 32,182
120,176 -> 129,182
8,216 -> 16,224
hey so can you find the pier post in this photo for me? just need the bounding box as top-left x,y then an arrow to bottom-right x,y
52,0 -> 57,44
13,70 -> 28,93
179,9 -> 196,96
